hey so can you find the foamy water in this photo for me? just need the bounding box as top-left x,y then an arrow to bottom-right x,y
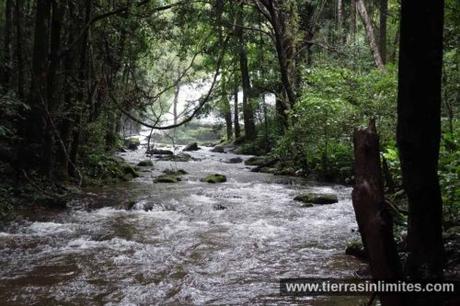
0,145 -> 365,305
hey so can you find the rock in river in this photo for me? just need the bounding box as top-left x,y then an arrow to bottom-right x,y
183,142 -> 200,151
137,160 -> 153,167
125,137 -> 140,150
225,157 -> 243,164
345,240 -> 367,261
154,174 -> 182,183
163,169 -> 188,176
146,148 -> 174,155
211,145 -> 225,153
201,174 -> 227,183
158,153 -> 195,162
294,193 -> 338,205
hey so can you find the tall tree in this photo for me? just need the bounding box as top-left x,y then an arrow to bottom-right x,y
25,0 -> 52,172
356,0 -> 385,70
236,8 -> 256,139
397,0 -> 445,291
1,0 -> 13,87
233,82 -> 241,139
379,0 -> 388,64
14,0 -> 24,97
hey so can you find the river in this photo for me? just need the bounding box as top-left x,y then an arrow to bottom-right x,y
0,145 -> 366,305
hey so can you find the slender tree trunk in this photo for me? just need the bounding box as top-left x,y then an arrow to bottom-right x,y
173,84 -> 180,125
233,84 -> 241,139
236,12 -> 256,140
27,0 -> 51,154
69,0 -> 92,176
14,0 -> 24,98
266,1 -> 297,108
239,44 -> 256,139
379,0 -> 388,64
2,0 -> 13,87
41,0 -> 65,176
350,0 -> 356,43
224,98 -> 233,141
337,0 -> 343,42
356,0 -> 385,70
390,28 -> 399,63
397,0 -> 445,294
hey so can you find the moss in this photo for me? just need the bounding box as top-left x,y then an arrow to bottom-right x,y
154,174 -> 182,183
294,193 -> 338,205
200,174 -> 227,183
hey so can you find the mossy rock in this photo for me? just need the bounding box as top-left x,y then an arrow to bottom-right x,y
147,148 -> 174,155
183,142 -> 200,151
294,193 -> 338,205
226,157 -> 243,164
200,174 -> 227,183
158,153 -> 194,162
154,174 -> 182,183
122,165 -> 140,178
137,160 -> 154,167
124,137 -> 140,150
244,156 -> 278,167
163,169 -> 188,176
211,145 -> 225,153
345,240 -> 367,261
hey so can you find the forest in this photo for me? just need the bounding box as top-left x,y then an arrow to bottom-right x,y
0,0 -> 459,305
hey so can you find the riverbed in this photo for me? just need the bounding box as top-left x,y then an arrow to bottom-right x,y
0,145 -> 365,305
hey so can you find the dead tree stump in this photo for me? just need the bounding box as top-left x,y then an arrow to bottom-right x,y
352,119 -> 404,306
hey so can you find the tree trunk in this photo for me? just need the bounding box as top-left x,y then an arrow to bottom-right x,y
337,0 -> 343,42
224,98 -> 233,141
173,84 -> 180,125
356,0 -> 385,70
397,0 -> 445,292
233,84 -> 241,139
352,120 -> 404,306
236,14 -> 256,140
69,0 -> 92,176
266,0 -> 297,108
350,0 -> 356,43
14,0 -> 24,98
25,0 -> 51,170
379,0 -> 388,64
2,0 -> 13,87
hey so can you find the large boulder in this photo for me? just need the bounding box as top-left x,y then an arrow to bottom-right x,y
211,145 -> 225,153
225,157 -> 243,164
146,148 -> 174,155
163,169 -> 188,176
244,156 -> 279,167
125,137 -> 140,150
183,142 -> 200,151
137,160 -> 154,167
158,153 -> 194,162
200,174 -> 227,183
154,174 -> 182,183
122,165 -> 140,179
345,240 -> 367,261
294,193 -> 338,205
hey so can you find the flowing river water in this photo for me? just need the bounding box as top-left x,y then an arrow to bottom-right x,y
0,145 -> 366,305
